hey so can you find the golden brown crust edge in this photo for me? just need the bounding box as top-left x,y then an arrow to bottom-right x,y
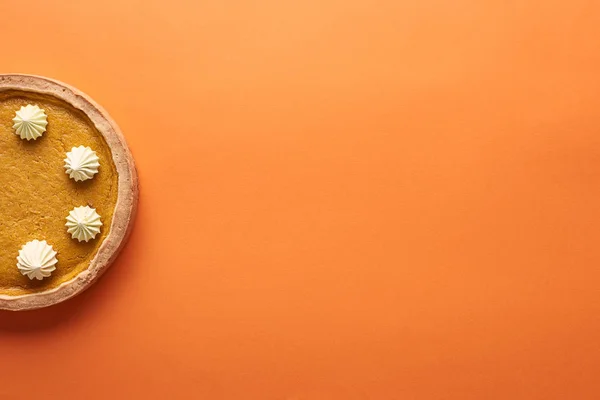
0,74 -> 138,311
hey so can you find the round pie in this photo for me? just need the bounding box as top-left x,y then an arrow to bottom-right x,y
0,74 -> 138,311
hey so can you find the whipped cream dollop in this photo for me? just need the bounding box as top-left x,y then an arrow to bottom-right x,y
66,206 -> 103,242
64,146 -> 100,181
17,240 -> 58,280
12,104 -> 48,140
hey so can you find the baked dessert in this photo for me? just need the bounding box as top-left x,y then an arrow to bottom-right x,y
0,74 -> 138,311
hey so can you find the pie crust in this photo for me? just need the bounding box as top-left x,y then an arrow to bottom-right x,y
0,74 -> 138,311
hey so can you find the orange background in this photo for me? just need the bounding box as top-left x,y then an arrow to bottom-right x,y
1,0 -> 600,398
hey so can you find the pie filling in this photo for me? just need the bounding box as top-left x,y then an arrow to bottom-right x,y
0,90 -> 118,296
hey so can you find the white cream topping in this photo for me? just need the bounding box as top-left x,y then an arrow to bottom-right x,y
64,146 -> 100,181
16,240 -> 58,280
12,104 -> 48,140
66,206 -> 103,242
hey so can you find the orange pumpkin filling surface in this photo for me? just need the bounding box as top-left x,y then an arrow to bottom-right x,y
0,91 -> 118,296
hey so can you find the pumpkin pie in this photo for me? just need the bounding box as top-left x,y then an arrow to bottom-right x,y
0,74 -> 138,311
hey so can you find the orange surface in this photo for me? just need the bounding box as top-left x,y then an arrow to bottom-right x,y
1,0 -> 600,398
